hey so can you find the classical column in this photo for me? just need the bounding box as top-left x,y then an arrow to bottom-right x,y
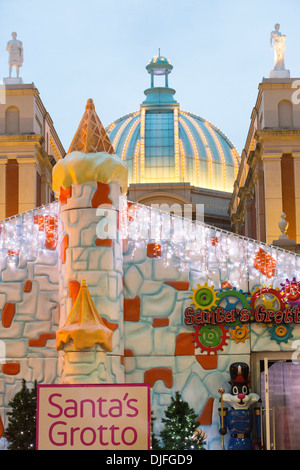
262,155 -> 282,244
252,163 -> 265,243
293,153 -> 300,243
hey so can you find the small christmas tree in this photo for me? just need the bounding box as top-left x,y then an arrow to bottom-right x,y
4,379 -> 37,450
160,391 -> 206,450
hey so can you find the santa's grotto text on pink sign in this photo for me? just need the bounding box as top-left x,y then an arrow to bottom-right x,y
36,384 -> 150,450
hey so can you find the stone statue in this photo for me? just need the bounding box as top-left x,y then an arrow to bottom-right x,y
6,32 -> 23,78
270,24 -> 286,70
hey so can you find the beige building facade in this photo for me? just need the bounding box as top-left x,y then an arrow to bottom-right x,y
229,77 -> 300,246
0,83 -> 65,219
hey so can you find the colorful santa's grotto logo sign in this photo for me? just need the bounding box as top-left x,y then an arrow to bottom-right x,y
36,384 -> 150,450
183,280 -> 300,353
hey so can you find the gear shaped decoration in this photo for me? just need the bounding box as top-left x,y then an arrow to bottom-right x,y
217,287 -> 250,327
249,285 -> 286,313
193,324 -> 229,355
268,323 -> 294,344
189,283 -> 219,311
229,324 -> 250,343
280,277 -> 300,307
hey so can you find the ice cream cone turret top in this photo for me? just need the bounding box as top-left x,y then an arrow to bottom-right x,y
68,98 -> 115,155
52,98 -> 128,195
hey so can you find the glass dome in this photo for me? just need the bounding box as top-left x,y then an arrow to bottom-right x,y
106,55 -> 240,193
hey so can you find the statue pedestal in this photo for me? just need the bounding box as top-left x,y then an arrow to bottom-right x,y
270,69 -> 290,79
3,77 -> 23,85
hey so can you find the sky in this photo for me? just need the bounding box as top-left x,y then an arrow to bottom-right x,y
0,0 -> 300,155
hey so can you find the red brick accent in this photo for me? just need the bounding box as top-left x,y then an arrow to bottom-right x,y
45,221 -> 58,250
147,243 -> 161,258
91,182 -> 112,208
174,333 -> 195,355
23,280 -> 32,293
8,249 -> 19,256
102,318 -> 118,332
2,362 -> 20,375
61,234 -> 69,264
95,238 -> 113,247
152,318 -> 169,328
124,349 -> 134,357
144,367 -> 173,389
197,397 -> 214,425
124,297 -> 141,322
69,280 -> 81,304
33,215 -> 45,231
196,355 -> 218,370
164,281 -> 190,291
2,303 -> 16,328
33,215 -> 58,250
28,333 -> 56,347
211,237 -> 218,246
59,186 -> 72,204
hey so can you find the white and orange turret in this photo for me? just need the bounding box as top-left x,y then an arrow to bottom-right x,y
53,99 -> 127,384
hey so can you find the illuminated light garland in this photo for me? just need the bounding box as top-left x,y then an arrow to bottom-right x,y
173,108 -> 180,182
203,120 -> 227,192
0,202 -> 59,267
231,148 -> 240,181
110,114 -> 138,153
180,112 -> 212,189
140,108 -> 146,183
134,140 -> 141,184
121,200 -> 300,289
178,115 -> 200,187
121,115 -> 140,162
0,197 -> 299,298
179,138 -> 185,181
105,121 -> 116,134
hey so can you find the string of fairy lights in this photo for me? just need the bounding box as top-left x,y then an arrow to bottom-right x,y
0,198 -> 299,293
121,199 -> 300,291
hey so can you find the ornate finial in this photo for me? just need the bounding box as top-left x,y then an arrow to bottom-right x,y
278,212 -> 289,240
68,99 -> 115,155
85,98 -> 95,111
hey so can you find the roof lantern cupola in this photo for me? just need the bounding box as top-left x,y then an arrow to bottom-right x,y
143,50 -> 177,106
146,48 -> 173,88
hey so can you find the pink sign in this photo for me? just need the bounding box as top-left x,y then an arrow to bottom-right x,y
36,384 -> 151,450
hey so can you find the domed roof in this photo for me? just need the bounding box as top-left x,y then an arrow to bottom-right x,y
146,53 -> 173,76
105,55 -> 240,193
148,54 -> 171,66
